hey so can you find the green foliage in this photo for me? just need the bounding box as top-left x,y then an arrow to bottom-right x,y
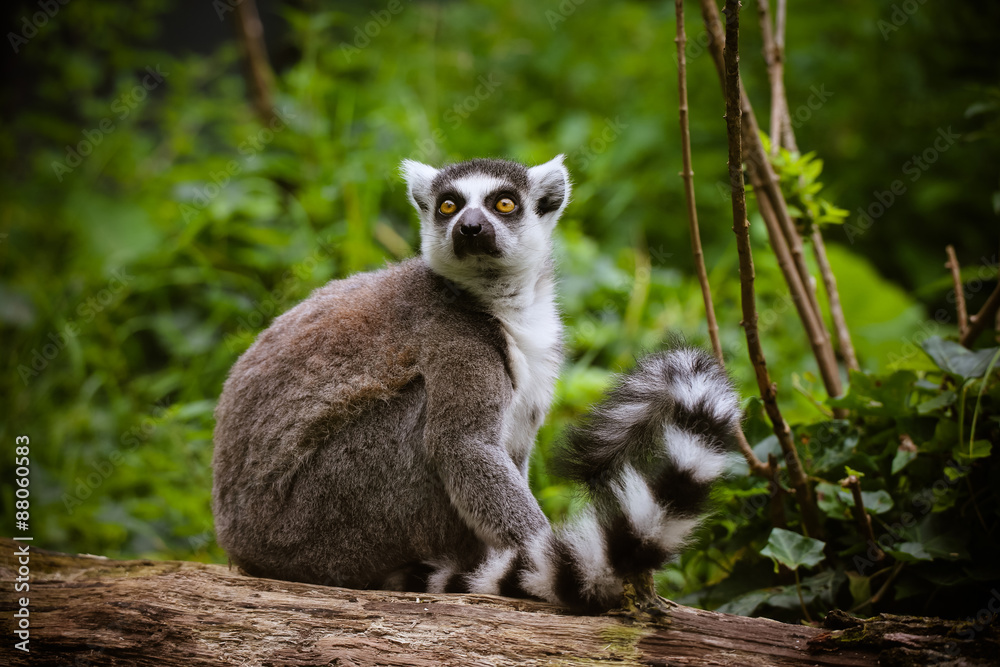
760,136 -> 849,233
673,336 -> 1000,622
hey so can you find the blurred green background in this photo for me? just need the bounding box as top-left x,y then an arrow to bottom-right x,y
2,0 -> 998,619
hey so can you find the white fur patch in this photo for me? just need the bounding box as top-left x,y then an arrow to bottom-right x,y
496,285 -> 562,467
519,532 -> 559,604
466,548 -> 517,596
559,507 -> 621,603
614,465 -> 668,543
400,159 -> 438,213
426,562 -> 456,594
663,424 -> 729,483
613,465 -> 700,553
669,371 -> 739,424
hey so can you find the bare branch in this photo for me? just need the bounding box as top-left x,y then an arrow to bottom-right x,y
840,475 -> 884,562
945,245 -> 969,338
813,228 -> 860,372
675,0 -> 769,479
231,0 -> 277,125
758,0 -> 859,378
676,2 -> 723,367
960,279 -> 1000,348
698,0 -> 843,404
719,0 -> 820,537
755,0 -> 791,155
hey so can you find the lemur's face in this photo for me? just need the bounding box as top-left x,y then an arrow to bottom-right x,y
402,156 -> 571,279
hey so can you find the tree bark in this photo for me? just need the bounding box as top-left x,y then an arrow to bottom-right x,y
0,539 -> 883,666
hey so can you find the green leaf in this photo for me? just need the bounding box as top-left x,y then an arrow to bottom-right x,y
916,390 -> 956,414
886,542 -> 933,562
891,447 -> 918,474
760,528 -> 827,572
838,488 -> 894,515
953,439 -> 992,463
714,589 -> 774,617
920,337 -> 999,379
816,481 -> 850,519
846,571 -> 872,608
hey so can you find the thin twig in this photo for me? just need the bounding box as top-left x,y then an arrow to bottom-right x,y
232,0 -> 277,125
767,453 -> 787,529
850,562 -> 904,612
774,0 -> 795,151
698,0 -> 843,404
758,0 -> 862,382
946,245 -> 969,338
720,0 -> 821,538
676,1 -> 724,367
840,475 -> 883,562
812,228 -> 860,371
675,0 -> 770,479
793,568 -> 813,623
755,0 -> 789,156
960,280 -> 1000,348
757,0 -> 857,376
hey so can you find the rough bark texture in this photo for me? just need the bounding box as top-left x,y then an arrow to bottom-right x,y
0,539 -> 887,666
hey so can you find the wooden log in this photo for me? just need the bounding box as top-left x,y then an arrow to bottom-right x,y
1,538 -> 882,666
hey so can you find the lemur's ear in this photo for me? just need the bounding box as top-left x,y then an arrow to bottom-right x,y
527,154 -> 571,220
401,160 -> 438,214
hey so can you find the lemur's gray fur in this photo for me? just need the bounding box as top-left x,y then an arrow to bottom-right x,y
212,155 -> 741,610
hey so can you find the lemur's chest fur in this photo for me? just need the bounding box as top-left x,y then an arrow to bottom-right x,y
494,293 -> 562,473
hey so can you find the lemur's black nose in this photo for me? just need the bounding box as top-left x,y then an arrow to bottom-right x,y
460,220 -> 482,236
452,208 -> 499,258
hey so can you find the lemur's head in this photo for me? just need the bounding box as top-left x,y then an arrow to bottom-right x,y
401,156 -> 571,288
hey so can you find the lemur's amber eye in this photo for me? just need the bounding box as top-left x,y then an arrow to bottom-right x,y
439,200 -> 457,215
495,197 -> 516,213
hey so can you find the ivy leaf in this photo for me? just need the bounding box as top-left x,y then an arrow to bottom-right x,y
838,488 -> 894,515
846,571 -> 872,609
916,390 -> 956,415
920,337 -> 998,379
891,447 -> 918,474
816,481 -> 850,519
954,440 -> 992,463
760,528 -> 827,572
886,542 -> 933,562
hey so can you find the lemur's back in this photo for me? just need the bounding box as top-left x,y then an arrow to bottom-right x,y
213,258 -> 511,586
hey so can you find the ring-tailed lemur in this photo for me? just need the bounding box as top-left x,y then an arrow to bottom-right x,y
212,155 -> 741,611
